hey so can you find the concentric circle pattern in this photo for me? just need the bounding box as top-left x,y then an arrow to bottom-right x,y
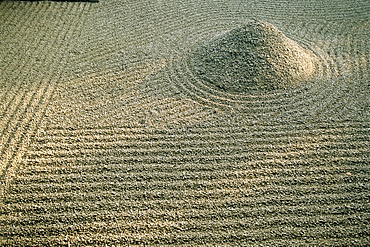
0,0 -> 369,246
164,16 -> 368,120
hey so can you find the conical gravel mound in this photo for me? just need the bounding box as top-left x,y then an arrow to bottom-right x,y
192,20 -> 318,92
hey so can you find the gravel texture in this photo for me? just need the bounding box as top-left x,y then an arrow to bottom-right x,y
0,0 -> 369,246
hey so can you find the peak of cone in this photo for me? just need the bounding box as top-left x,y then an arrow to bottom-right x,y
191,20 -> 318,93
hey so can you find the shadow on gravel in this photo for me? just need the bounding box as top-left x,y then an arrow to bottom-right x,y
0,0 -> 99,2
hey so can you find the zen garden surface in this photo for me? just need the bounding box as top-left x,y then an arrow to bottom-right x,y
0,0 -> 369,246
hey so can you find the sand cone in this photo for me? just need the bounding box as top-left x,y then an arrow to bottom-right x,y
192,20 -> 318,92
